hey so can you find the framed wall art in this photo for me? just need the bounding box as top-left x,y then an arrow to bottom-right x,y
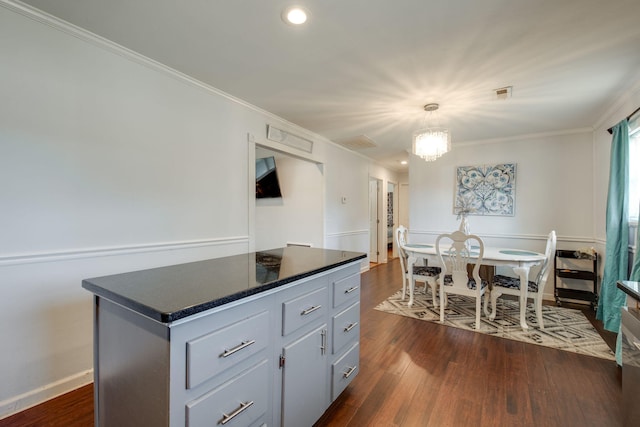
454,163 -> 516,217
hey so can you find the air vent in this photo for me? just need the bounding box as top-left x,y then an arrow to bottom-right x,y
334,135 -> 377,150
494,86 -> 513,100
267,125 -> 313,153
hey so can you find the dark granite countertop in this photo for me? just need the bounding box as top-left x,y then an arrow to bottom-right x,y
618,280 -> 640,302
82,246 -> 366,323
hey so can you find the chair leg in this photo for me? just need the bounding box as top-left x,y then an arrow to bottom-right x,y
535,293 -> 544,329
429,279 -> 439,308
408,276 -> 415,307
440,288 -> 446,323
483,290 -> 490,317
489,288 -> 501,321
475,296 -> 481,330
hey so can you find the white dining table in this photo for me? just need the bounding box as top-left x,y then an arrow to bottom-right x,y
402,242 -> 546,329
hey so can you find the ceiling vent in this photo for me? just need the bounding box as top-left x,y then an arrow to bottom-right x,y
334,135 -> 377,150
494,86 -> 513,100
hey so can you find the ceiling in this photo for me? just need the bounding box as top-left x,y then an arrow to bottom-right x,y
18,0 -> 640,171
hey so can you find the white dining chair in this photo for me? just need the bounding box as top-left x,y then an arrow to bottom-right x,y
436,229 -> 487,330
489,230 -> 557,329
396,225 -> 441,307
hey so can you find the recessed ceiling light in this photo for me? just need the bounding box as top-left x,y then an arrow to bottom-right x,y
400,160 -> 408,165
282,6 -> 308,25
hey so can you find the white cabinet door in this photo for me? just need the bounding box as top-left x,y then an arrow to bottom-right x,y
281,324 -> 328,427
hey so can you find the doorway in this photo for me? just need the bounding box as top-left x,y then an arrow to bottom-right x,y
250,144 -> 324,252
387,181 -> 397,260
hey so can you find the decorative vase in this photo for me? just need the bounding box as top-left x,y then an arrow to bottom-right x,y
458,215 -> 471,251
458,215 -> 470,235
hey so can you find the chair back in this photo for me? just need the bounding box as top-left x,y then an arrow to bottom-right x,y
436,230 -> 484,291
395,225 -> 409,274
533,230 -> 557,289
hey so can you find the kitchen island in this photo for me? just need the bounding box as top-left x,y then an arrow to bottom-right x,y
82,246 -> 366,427
617,280 -> 640,426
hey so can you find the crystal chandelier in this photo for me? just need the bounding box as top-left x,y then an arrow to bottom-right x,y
412,103 -> 451,162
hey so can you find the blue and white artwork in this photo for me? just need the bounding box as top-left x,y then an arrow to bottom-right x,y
454,163 -> 516,216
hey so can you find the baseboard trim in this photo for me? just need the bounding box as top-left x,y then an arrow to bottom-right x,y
0,369 -> 93,420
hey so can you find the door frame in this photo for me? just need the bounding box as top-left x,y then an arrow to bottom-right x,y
369,177 -> 382,263
387,181 -> 398,259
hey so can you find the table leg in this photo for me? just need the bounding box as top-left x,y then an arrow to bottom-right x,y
513,266 -> 530,329
407,255 -> 417,307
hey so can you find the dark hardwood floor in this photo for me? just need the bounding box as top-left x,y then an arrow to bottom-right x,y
0,258 -> 621,427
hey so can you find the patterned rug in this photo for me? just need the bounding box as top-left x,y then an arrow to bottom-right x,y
375,290 -> 615,360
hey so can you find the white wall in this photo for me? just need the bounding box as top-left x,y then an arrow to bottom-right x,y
408,131 -> 596,299
397,172 -> 410,231
0,4 -> 375,417
323,143 -> 370,266
0,4 -> 257,413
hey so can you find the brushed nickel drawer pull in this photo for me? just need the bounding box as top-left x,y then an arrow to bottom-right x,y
343,366 -> 357,379
344,286 -> 359,294
220,340 -> 256,358
344,322 -> 358,333
219,400 -> 254,425
321,329 -> 327,355
301,305 -> 322,316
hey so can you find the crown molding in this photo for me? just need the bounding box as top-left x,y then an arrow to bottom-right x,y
592,70 -> 640,131
0,0 -> 331,148
454,127 -> 594,147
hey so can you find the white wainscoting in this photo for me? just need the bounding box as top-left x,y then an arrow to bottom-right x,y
0,236 -> 249,419
324,230 -> 370,272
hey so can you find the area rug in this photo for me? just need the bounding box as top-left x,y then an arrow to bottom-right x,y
375,290 -> 615,361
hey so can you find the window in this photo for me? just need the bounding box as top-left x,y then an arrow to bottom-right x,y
630,118 -> 640,222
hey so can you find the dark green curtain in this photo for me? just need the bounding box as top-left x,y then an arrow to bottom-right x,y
596,120 -> 629,335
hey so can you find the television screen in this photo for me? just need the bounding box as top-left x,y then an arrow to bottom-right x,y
256,156 -> 283,198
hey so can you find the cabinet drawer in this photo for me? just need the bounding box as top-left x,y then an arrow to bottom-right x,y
331,342 -> 359,401
282,287 -> 328,336
332,272 -> 360,308
187,311 -> 269,389
186,360 -> 269,427
332,302 -> 359,354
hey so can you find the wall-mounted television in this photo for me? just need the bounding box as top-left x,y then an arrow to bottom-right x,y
256,156 -> 283,199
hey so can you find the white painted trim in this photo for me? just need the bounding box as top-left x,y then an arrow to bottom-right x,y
255,138 -> 321,164
592,70 -> 640,131
454,128 -> 594,147
0,369 -> 93,420
325,230 -> 369,238
0,236 -> 249,266
248,134 -> 257,253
